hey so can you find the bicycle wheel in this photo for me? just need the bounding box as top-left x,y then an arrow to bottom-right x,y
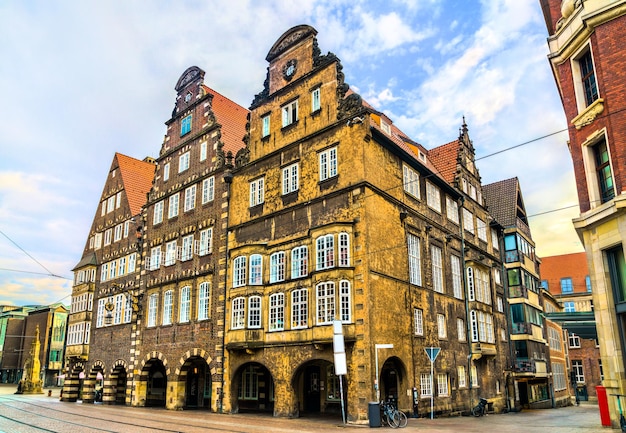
471,406 -> 480,417
387,410 -> 401,428
397,410 -> 408,428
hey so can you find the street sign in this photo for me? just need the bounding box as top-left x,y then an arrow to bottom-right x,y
424,347 -> 440,362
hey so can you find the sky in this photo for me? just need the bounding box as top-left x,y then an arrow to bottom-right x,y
0,0 -> 584,307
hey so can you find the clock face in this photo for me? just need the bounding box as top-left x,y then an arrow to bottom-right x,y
283,59 -> 298,81
185,92 -> 192,102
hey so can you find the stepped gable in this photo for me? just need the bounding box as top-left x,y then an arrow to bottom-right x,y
201,85 -> 248,156
115,153 -> 155,216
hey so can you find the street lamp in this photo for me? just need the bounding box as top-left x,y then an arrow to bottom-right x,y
375,343 -> 394,403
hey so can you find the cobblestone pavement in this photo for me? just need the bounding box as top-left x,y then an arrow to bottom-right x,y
0,385 -> 612,433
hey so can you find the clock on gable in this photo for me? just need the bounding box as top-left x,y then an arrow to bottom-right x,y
282,59 -> 298,81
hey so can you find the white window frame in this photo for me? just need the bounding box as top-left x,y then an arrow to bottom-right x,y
269,252 -> 285,283
426,181 -> 441,212
477,218 -> 487,242
339,232 -> 350,267
184,184 -> 196,212
291,288 -> 308,329
202,176 -> 215,204
437,313 -> 447,339
403,165 -> 420,198
248,296 -> 262,329
437,373 -> 449,397
414,308 -> 423,336
269,293 -> 285,331
233,256 -> 247,288
153,200 -> 164,225
198,282 -> 210,321
451,255 -> 463,299
291,246 -> 308,278
316,234 -> 335,270
457,318 -> 466,341
249,177 -> 265,207
163,163 -> 170,182
179,151 -> 190,173
232,297 -> 245,329
163,290 -> 173,325
114,224 -> 123,242
249,254 -> 263,285
181,235 -> 194,261
431,245 -> 443,293
446,196 -> 459,223
200,141 -> 207,161
179,286 -> 191,323
420,373 -> 432,397
407,233 -> 422,285
198,228 -> 213,256
150,246 -> 162,270
282,99 -> 298,127
147,294 -> 158,327
165,240 -> 177,266
168,193 -> 180,219
104,229 -> 112,246
340,280 -> 351,323
311,87 -> 321,112
316,282 -> 335,325
457,366 -> 466,388
282,163 -> 299,195
319,147 -> 337,181
463,209 -> 474,234
262,114 -> 271,137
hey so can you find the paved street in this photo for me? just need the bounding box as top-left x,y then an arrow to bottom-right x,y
0,385 -> 612,432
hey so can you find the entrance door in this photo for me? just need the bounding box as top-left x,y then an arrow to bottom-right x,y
304,366 -> 321,413
185,363 -> 205,408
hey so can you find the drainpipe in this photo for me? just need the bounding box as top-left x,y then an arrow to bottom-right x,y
458,197 -> 474,405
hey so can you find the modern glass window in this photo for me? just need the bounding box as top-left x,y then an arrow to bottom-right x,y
316,234 -> 335,270
420,373 -> 432,397
163,163 -> 170,182
163,290 -> 173,325
250,177 -> 265,207
311,88 -> 321,112
403,165 -> 420,198
339,232 -> 350,267
316,282 -> 335,325
437,313 -> 446,339
179,286 -> 190,323
269,293 -> 284,331
233,256 -> 247,287
153,200 -> 164,225
426,181 -> 441,212
340,280 -> 351,323
232,297 -> 245,329
202,176 -> 215,204
168,193 -> 180,219
181,114 -> 192,136
594,139 -> 615,204
199,228 -> 213,256
560,278 -> 573,293
248,296 -> 262,328
198,282 -> 210,321
431,245 -> 443,293
291,288 -> 308,329
181,235 -> 193,261
319,147 -> 337,181
579,50 -> 598,107
269,252 -> 286,283
408,233 -> 422,285
282,99 -> 298,127
282,163 -> 299,195
179,151 -> 190,173
414,308 -> 423,336
451,255 -> 463,299
446,196 -> 458,223
262,114 -> 270,137
291,246 -> 308,278
249,254 -> 263,285
148,294 -> 158,327
184,184 -> 196,212
165,240 -> 177,266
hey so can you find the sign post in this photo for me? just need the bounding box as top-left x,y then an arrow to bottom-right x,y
424,347 -> 441,420
333,321 -> 347,424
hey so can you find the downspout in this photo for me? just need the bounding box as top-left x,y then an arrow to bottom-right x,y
220,152 -> 234,414
458,197 -> 474,405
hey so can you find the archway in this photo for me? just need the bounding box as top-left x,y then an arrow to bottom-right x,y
145,359 -> 167,407
110,364 -> 127,405
293,359 -> 343,416
182,357 -> 210,409
380,356 -> 407,407
232,362 -> 274,413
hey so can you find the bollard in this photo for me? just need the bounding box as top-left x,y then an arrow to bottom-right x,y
48,390 -> 52,397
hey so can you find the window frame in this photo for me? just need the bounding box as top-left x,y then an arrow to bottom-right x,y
198,282 -> 210,321
291,288 -> 308,329
179,286 -> 191,323
282,162 -> 299,195
291,246 -> 308,279
163,290 -> 173,326
249,177 -> 265,207
281,99 -> 299,127
202,176 -> 215,204
179,151 -> 190,173
181,114 -> 192,136
248,296 -> 262,329
316,282 -> 336,325
319,147 -> 337,181
269,293 -> 285,332
311,87 -> 321,112
403,165 -> 420,199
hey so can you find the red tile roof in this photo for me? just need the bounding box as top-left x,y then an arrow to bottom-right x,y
115,153 -> 155,216
540,252 -> 590,295
202,85 -> 248,156
428,140 -> 460,184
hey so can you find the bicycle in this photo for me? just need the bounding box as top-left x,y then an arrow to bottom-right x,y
380,400 -> 408,428
471,397 -> 488,417
611,394 -> 626,432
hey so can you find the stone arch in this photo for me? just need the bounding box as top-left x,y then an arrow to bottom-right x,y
139,351 -> 171,376
175,348 -> 214,410
175,348 -> 214,376
109,359 -> 127,374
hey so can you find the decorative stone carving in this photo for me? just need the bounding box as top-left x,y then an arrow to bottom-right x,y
235,146 -> 250,168
251,67 -> 270,108
338,93 -> 363,121
572,98 -> 604,130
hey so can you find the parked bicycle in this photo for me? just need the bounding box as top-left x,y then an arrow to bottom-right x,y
471,397 -> 488,417
611,394 -> 626,432
380,399 -> 408,428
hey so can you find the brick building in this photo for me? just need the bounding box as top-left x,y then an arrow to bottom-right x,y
540,0 -> 626,425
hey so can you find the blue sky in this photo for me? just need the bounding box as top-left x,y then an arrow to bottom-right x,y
0,0 -> 583,306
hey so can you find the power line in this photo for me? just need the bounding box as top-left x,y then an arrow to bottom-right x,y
0,229 -> 68,279
0,268 -> 72,280
475,128 -> 569,161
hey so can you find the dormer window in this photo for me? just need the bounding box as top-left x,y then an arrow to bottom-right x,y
381,120 -> 391,135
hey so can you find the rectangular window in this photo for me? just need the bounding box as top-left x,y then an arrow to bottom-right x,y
184,185 -> 196,212
431,245 -> 443,293
451,255 -> 463,299
316,234 -> 335,270
407,233 -> 422,285
446,196 -> 458,223
470,366 -> 478,387
579,50 -> 599,107
200,141 -> 207,161
150,246 -> 161,270
107,196 -> 115,213
94,232 -> 102,249
248,296 -> 261,328
198,228 -> 213,256
249,177 -> 265,207
163,163 -> 170,182
202,176 -> 215,204
232,297 -> 245,329
104,229 -> 112,246
491,228 -> 499,250
116,191 -> 122,209
179,286 -> 191,323
291,246 -> 308,278
457,318 -> 466,341
148,294 -> 158,327
339,232 -> 350,267
233,256 -> 247,287
168,193 -> 180,218
316,282 -> 335,325
270,252 -> 286,283
282,163 -> 299,195
572,360 -> 585,383
163,290 -> 173,325
319,147 -> 337,181
249,254 -> 263,285
463,209 -> 474,234
477,218 -> 487,242
269,293 -> 285,331
114,224 -> 123,242
437,313 -> 446,339
426,181 -> 441,212
179,151 -> 190,173
165,240 -> 177,266
340,280 -> 351,323
420,373 -> 432,397
564,301 -> 576,312
198,282 -> 210,321
181,235 -> 193,261
311,88 -> 321,112
181,114 -> 192,136
282,99 -> 298,127
553,363 -> 566,391
470,310 -> 479,342
560,277 -> 573,293
594,139 -> 615,203
414,308 -> 423,336
96,299 -> 106,328
262,114 -> 271,137
457,366 -> 466,388
153,201 -> 164,225
128,253 -> 136,273
291,288 -> 308,329
101,201 -> 106,216
569,333 -> 581,348
403,165 -> 420,198
123,220 -> 130,238
437,373 -> 449,396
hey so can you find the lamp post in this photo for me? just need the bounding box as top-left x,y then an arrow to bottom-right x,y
375,344 -> 394,403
